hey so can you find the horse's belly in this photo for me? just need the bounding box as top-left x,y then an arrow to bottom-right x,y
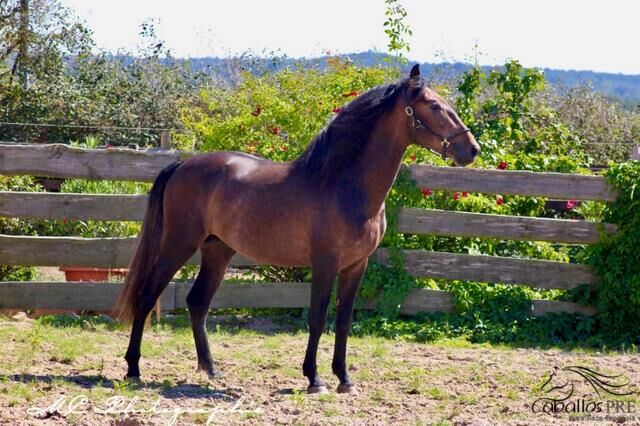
213,209 -> 313,267
232,237 -> 312,268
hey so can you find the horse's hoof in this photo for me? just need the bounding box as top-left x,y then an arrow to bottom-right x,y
336,383 -> 357,394
198,366 -> 223,379
207,370 -> 223,379
307,384 -> 329,394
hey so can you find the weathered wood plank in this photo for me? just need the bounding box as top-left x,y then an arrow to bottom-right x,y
408,164 -> 617,201
375,249 -> 598,289
0,192 -> 148,221
399,288 -> 454,315
0,236 -> 599,290
0,282 -> 593,316
397,207 -> 617,244
0,192 -> 617,246
531,300 -> 597,317
0,282 -> 176,311
0,145 -> 618,202
0,235 -> 255,268
174,282 -> 311,309
0,143 -> 194,182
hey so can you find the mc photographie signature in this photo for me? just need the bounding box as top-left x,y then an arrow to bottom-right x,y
27,394 -> 261,425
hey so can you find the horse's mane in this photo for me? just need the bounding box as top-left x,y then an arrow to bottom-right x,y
292,76 -> 426,186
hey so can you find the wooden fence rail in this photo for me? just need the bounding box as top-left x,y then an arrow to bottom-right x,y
0,193 -> 617,245
0,282 -> 596,317
396,208 -> 616,245
0,235 -> 598,290
0,143 -> 617,200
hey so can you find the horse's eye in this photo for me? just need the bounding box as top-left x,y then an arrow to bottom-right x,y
430,103 -> 442,111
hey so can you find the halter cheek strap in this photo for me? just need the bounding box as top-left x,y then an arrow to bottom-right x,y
403,90 -> 471,160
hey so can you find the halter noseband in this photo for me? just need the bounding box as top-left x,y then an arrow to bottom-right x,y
403,88 -> 471,160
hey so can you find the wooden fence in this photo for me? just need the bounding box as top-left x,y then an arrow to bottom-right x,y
0,143 -> 616,317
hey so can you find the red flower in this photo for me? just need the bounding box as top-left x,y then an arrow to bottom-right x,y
462,192 -> 469,197
421,188 -> 432,197
497,161 -> 507,170
106,144 -> 113,149
409,154 -> 416,162
496,195 -> 504,205
343,91 -> 359,97
333,107 -> 343,114
270,126 -> 280,135
453,192 -> 461,201
251,106 -> 262,116
62,216 -> 68,225
566,199 -> 577,210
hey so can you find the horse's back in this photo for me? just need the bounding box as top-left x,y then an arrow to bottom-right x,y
163,151 -> 316,265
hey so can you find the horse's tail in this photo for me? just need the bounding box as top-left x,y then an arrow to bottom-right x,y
113,161 -> 183,323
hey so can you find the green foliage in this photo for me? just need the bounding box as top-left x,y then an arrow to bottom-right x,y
0,176 -> 42,280
456,60 -> 589,168
383,0 -> 412,67
0,4 -> 202,146
180,59 -> 392,154
585,162 -> 640,344
553,85 -> 640,164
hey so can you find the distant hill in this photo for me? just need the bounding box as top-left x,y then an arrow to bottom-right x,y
180,51 -> 640,107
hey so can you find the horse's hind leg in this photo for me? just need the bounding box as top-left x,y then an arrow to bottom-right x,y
186,237 -> 235,378
125,236 -> 201,378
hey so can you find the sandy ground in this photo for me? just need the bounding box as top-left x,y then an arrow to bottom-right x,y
1,314 -> 639,425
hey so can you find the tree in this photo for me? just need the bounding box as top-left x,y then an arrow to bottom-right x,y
0,0 -> 93,85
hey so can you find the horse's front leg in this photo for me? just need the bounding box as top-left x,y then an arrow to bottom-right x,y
302,255 -> 338,394
332,258 -> 367,393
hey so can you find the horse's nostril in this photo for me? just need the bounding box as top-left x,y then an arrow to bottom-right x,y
470,146 -> 479,157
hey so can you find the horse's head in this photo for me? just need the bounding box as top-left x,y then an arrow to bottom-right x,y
403,64 -> 480,166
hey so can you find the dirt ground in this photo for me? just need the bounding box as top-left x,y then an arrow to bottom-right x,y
1,313 -> 639,426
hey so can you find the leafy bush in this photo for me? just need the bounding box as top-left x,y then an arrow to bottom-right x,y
0,176 -> 42,280
179,58 -> 393,154
585,162 -> 640,344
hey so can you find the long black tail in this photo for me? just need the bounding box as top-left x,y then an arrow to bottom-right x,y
113,161 -> 182,323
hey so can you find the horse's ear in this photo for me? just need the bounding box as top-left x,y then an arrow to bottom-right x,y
384,84 -> 397,96
409,64 -> 421,79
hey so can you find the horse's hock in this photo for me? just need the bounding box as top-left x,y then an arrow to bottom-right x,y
0,143 -> 617,316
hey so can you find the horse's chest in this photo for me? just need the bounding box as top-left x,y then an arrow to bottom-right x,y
341,211 -> 387,264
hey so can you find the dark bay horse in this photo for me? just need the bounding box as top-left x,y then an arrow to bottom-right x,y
114,64 -> 480,394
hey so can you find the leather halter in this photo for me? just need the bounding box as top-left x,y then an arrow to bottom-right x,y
403,88 -> 471,160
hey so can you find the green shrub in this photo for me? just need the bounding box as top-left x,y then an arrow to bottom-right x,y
0,176 -> 43,280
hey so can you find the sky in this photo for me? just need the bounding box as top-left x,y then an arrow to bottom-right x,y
61,0 -> 640,75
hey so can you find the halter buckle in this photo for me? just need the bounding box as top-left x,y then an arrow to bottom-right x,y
441,138 -> 450,160
404,106 -> 414,116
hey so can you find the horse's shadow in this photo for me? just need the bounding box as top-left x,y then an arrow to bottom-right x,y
6,373 -> 241,400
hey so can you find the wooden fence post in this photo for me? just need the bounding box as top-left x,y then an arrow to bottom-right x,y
632,145 -> 640,161
160,131 -> 171,150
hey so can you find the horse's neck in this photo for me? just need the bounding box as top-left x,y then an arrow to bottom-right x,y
355,114 -> 409,218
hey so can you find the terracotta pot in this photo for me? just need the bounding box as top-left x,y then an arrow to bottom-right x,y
59,267 -> 127,282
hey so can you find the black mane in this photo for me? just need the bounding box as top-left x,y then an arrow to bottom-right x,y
292,77 -> 426,185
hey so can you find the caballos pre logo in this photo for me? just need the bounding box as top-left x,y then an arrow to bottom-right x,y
532,365 -> 636,415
